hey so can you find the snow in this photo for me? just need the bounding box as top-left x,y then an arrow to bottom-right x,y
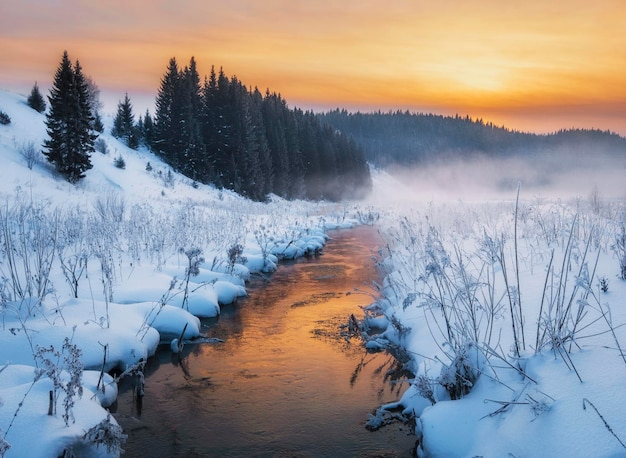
0,89 -> 358,456
1,86 -> 626,457
366,194 -> 626,456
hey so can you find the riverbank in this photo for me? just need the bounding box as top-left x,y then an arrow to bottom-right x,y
364,198 -> 626,457
0,176 -> 366,456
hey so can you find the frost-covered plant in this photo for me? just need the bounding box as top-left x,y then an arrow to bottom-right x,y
535,217 -> 595,359
159,169 -> 174,188
583,398 -> 626,450
415,374 -> 436,404
599,276 -> 609,293
57,209 -> 90,299
113,155 -> 125,169
437,342 -> 484,400
81,414 -> 127,455
93,193 -> 126,226
94,137 -> 108,154
137,279 -> 177,340
0,196 -> 58,308
0,110 -> 10,125
612,221 -> 626,280
180,247 -> 203,310
253,224 -> 276,265
35,335 -> 84,426
389,314 -> 411,337
227,243 -> 246,275
356,207 -> 380,225
18,141 -> 40,170
0,429 -> 10,457
365,407 -> 409,431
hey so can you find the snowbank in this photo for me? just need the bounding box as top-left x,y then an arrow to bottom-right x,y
367,198 -> 626,457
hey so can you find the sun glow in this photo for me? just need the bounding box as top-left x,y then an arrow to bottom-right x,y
1,0 -> 625,134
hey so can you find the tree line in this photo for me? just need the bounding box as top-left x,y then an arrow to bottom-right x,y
318,109 -> 626,167
39,51 -> 371,201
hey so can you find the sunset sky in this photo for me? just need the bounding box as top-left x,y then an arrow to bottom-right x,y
1,0 -> 625,134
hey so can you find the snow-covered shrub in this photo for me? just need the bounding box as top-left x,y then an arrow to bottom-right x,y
0,110 -> 10,125
0,196 -> 58,306
94,137 -> 108,154
56,207 -> 89,299
159,169 -> 174,187
180,247 -> 204,311
93,193 -> 126,226
253,224 -> 276,265
18,141 -> 40,170
437,342 -> 485,400
113,155 -> 125,169
81,414 -> 127,455
227,243 -> 246,275
415,374 -> 436,404
35,336 -> 84,426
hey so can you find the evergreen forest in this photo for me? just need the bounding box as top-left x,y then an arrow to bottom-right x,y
318,109 -> 626,167
145,57 -> 372,201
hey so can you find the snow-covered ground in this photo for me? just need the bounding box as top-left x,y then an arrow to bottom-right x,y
364,186 -> 626,456
1,86 -> 625,457
0,89 -> 359,456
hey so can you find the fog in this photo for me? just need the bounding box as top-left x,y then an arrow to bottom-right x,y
368,150 -> 625,206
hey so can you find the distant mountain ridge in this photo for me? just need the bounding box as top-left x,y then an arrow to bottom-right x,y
317,109 -> 626,167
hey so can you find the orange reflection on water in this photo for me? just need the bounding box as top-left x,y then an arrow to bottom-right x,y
114,226 -> 416,457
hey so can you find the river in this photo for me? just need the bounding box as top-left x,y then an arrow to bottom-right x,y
112,225 -> 416,457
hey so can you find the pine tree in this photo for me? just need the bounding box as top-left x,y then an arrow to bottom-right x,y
141,109 -> 154,148
93,112 -> 104,133
111,93 -> 138,148
152,57 -> 185,165
27,82 -> 46,113
262,91 -> 291,197
43,51 -> 96,184
200,71 -> 217,183
179,57 -> 205,180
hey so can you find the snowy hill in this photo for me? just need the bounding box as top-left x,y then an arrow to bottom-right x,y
0,88 -> 239,206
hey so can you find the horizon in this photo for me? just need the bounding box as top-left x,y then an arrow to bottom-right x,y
2,1 -> 625,136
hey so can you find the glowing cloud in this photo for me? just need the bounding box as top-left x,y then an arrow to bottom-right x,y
1,0 -> 624,134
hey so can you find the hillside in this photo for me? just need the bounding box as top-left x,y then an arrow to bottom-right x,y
0,88 -> 245,207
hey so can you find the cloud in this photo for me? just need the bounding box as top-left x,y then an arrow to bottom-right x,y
1,0 -> 624,133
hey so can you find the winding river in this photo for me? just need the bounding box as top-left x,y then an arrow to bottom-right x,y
112,225 -> 415,457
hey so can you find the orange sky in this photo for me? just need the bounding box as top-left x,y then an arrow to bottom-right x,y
1,0 -> 625,134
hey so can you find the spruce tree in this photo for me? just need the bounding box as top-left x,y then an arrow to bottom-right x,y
200,70 -> 218,184
141,109 -> 154,148
153,57 -> 186,165
111,93 -> 138,148
93,112 -> 104,133
43,51 -> 96,184
179,57 -> 205,180
27,82 -> 46,113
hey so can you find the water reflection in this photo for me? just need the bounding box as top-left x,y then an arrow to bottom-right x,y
112,226 -> 415,457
